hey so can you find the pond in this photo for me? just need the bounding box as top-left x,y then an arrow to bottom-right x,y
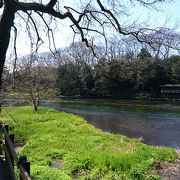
41,98 -> 180,149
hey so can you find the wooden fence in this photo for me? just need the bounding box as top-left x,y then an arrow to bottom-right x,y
0,123 -> 31,180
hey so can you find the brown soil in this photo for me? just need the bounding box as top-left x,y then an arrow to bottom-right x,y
155,150 -> 180,180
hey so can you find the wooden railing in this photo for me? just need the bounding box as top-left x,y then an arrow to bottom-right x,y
0,123 -> 31,180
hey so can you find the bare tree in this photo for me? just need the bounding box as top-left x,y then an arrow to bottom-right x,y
0,0 -> 177,90
107,37 -> 140,60
143,28 -> 180,59
15,54 -> 57,111
55,42 -> 104,68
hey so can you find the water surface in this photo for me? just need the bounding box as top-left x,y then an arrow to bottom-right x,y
42,99 -> 180,149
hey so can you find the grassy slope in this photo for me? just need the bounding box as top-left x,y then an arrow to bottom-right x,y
0,106 -> 178,180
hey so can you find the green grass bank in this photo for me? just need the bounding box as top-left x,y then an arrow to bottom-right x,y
0,106 -> 178,179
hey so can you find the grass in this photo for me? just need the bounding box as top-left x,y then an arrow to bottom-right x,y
0,106 -> 178,180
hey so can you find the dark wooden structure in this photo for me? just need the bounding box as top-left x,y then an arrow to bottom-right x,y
0,156 -> 12,180
0,123 -> 31,180
160,84 -> 180,99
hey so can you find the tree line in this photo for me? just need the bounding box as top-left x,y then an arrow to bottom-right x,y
2,40 -> 179,111
57,50 -> 180,98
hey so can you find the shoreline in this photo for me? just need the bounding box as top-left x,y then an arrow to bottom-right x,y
0,106 -> 178,179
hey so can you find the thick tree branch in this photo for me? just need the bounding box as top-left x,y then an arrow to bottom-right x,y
47,0 -> 57,8
15,2 -> 69,19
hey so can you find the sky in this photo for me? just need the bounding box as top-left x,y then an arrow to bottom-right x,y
5,0 -> 180,57
139,0 -> 180,28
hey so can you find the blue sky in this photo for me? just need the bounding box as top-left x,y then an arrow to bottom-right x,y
127,0 -> 180,29
152,0 -> 180,28
166,0 -> 180,21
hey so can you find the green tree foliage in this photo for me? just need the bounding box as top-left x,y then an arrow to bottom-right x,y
135,58 -> 171,95
8,44 -> 179,99
167,55 -> 180,83
58,62 -> 95,97
107,60 -> 136,97
93,60 -> 136,97
57,47 -> 180,98
138,48 -> 152,59
58,63 -> 82,96
80,64 -> 95,96
93,60 -> 110,97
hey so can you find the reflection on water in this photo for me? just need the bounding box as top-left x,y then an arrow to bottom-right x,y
41,99 -> 180,149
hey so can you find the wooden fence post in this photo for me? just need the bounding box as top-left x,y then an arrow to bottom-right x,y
4,124 -> 9,160
2,124 -> 31,179
9,134 -> 15,170
19,156 -> 30,180
4,124 -> 9,133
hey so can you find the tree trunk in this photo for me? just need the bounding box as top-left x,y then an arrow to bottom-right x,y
32,98 -> 39,111
0,3 -> 16,90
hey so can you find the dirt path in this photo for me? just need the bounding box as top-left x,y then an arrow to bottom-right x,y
155,159 -> 180,180
155,150 -> 180,180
